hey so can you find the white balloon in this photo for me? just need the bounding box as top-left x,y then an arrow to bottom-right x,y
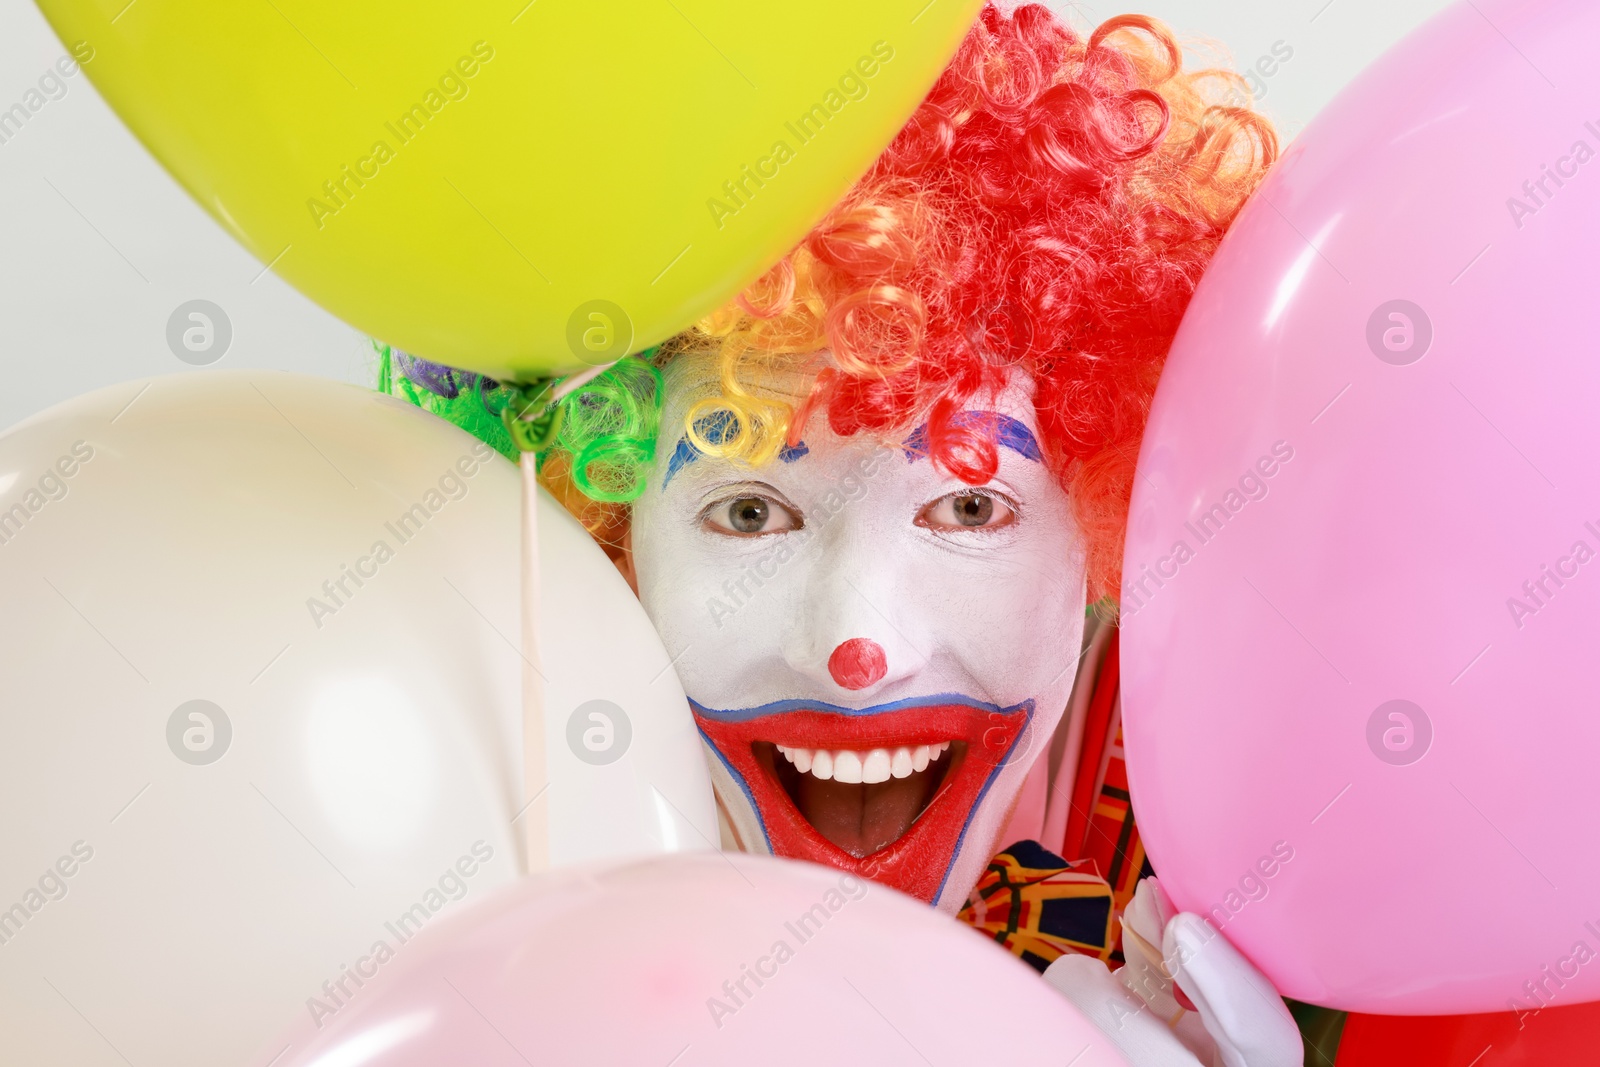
0,371 -> 715,1067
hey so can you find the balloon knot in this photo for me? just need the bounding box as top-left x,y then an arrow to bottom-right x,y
495,378 -> 565,453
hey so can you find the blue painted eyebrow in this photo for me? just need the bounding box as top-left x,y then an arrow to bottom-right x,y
902,411 -> 1042,463
662,411 -> 809,489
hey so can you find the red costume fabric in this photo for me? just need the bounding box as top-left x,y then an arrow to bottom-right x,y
1063,631 -> 1151,918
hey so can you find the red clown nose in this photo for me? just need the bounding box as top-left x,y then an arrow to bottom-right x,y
828,638 -> 887,690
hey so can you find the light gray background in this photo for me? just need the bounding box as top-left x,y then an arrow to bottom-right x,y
0,0 -> 1453,431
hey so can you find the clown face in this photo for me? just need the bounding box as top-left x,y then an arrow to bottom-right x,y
630,357 -> 1088,911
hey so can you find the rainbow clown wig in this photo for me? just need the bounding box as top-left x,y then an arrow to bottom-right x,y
381,2 -> 1277,606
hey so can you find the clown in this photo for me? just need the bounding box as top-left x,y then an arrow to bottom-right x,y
630,352 -> 1082,906
385,5 -> 1305,1063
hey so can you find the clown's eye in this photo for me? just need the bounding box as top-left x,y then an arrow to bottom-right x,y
916,490 -> 1016,532
704,494 -> 802,536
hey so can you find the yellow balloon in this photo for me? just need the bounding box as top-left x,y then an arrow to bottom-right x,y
38,1 -> 981,380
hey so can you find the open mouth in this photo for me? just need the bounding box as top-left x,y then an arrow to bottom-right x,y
692,698 -> 1032,903
762,739 -> 962,857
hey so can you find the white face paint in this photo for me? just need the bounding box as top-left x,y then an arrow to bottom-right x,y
630,355 -> 1087,910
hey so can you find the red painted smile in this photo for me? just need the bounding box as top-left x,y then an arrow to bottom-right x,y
691,697 -> 1032,902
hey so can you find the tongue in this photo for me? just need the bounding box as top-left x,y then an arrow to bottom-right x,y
789,767 -> 943,858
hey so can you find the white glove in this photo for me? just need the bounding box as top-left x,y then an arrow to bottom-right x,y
1044,878 -> 1302,1067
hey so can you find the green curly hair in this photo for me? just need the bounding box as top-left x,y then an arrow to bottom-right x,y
376,342 -> 663,550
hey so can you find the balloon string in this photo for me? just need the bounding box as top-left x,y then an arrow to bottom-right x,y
503,363 -> 615,874
519,450 -> 549,874
502,363 -> 616,873
553,363 -> 611,400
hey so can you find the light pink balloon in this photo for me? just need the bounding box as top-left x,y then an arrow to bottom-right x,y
260,852 -> 1128,1066
1122,0 -> 1600,1015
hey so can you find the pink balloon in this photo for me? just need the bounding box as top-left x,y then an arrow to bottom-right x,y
259,852 -> 1127,1066
1122,0 -> 1600,1015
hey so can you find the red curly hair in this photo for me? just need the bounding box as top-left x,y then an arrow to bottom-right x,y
631,3 -> 1276,603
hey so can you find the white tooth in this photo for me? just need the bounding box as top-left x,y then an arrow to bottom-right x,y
833,750 -> 864,784
793,747 -> 813,774
890,747 -> 914,779
928,744 -> 943,762
776,745 -> 793,763
861,748 -> 892,784
811,750 -> 834,780
912,745 -> 930,772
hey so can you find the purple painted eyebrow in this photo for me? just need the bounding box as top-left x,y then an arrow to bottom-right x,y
660,409 -> 1040,489
902,412 -> 1042,463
